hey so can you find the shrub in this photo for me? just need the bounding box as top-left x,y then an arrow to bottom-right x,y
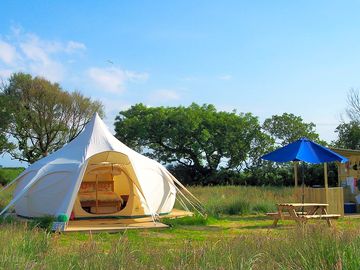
29,216 -> 56,232
162,215 -> 209,227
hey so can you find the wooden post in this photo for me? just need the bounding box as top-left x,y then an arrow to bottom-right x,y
324,162 -> 329,205
294,162 -> 298,187
336,162 -> 341,187
96,174 -> 98,214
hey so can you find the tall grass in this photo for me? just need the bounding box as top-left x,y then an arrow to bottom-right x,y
187,186 -> 296,217
0,167 -> 24,186
0,220 -> 360,269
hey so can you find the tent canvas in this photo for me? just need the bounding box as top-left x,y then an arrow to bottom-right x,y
0,113 -> 201,224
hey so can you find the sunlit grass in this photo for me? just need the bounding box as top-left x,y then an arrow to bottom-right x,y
1,181 -> 360,269
1,216 -> 360,269
187,185 -> 296,217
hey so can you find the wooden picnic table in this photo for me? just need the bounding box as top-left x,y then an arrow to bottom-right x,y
267,203 -> 340,227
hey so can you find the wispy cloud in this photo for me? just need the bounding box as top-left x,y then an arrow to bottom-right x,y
0,40 -> 18,65
87,66 -> 149,94
148,89 -> 181,105
218,74 -> 232,80
65,41 -> 86,53
152,89 -> 180,101
0,27 -> 86,82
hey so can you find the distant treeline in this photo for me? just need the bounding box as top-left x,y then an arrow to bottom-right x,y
0,167 -> 25,186
1,73 -> 360,186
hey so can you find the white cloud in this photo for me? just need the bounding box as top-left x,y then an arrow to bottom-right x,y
0,40 -> 18,65
98,98 -> 133,133
151,89 -> 180,101
0,69 -> 13,79
88,67 -> 149,93
66,41 -> 86,53
19,35 -> 65,81
218,74 -> 232,80
0,27 -> 86,82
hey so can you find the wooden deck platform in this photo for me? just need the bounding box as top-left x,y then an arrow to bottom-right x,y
65,219 -> 168,232
161,209 -> 193,219
64,209 -> 192,233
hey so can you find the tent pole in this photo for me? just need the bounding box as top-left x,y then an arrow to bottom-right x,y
294,162 -> 298,187
324,162 -> 328,206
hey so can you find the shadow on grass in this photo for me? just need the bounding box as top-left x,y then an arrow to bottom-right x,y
214,214 -> 270,222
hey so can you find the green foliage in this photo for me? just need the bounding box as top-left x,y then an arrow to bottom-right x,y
162,215 -> 209,227
0,95 -> 15,154
334,121 -> 360,149
188,185 -> 294,216
263,112 -> 323,146
115,103 -> 270,181
0,167 -> 24,186
1,72 -> 104,163
29,216 -> 56,232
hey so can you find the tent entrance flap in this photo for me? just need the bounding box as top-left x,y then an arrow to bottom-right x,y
72,151 -> 146,218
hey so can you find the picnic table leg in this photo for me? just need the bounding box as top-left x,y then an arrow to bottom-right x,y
321,207 -> 333,227
272,218 -> 279,227
326,218 -> 332,227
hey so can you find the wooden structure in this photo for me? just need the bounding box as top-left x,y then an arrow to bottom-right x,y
294,161 -> 344,216
300,187 -> 344,215
65,219 -> 168,232
331,148 -> 360,214
331,148 -> 360,185
267,203 -> 340,227
64,209 -> 192,233
78,163 -> 125,214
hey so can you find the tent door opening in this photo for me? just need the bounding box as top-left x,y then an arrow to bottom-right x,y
78,162 -> 130,215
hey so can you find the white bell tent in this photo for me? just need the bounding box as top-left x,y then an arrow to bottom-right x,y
0,113 -> 201,221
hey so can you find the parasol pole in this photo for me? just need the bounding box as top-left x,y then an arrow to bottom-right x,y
324,162 -> 328,206
301,161 -> 305,214
294,162 -> 298,187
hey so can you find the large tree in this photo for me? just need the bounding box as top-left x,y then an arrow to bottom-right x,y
334,121 -> 360,150
346,88 -> 360,123
262,113 -> 322,146
0,95 -> 14,154
114,103 -> 268,180
1,72 -> 104,163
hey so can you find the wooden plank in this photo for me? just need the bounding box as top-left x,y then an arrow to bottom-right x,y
299,187 -> 344,216
277,203 -> 328,207
65,220 -> 168,232
302,214 -> 340,219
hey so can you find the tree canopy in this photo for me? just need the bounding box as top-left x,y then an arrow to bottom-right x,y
334,121 -> 360,150
1,72 -> 104,163
115,103 -> 269,181
0,95 -> 14,155
262,113 -> 322,146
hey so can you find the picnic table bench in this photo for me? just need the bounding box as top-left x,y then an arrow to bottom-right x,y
267,203 -> 340,227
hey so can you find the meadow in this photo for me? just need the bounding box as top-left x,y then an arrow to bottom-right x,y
1,183 -> 360,269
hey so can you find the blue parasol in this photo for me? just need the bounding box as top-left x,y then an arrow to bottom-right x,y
261,137 -> 348,206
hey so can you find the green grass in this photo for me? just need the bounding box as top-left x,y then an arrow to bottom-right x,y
0,167 -> 24,186
1,168 -> 360,268
162,215 -> 211,227
187,185 -> 295,217
1,216 -> 360,269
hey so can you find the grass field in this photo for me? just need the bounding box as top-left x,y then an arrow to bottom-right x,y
1,183 -> 360,269
0,167 -> 24,186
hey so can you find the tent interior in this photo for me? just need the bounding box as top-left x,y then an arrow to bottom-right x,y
72,151 -> 146,219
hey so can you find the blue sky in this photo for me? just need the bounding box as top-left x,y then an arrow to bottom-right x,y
1,1 -> 360,166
